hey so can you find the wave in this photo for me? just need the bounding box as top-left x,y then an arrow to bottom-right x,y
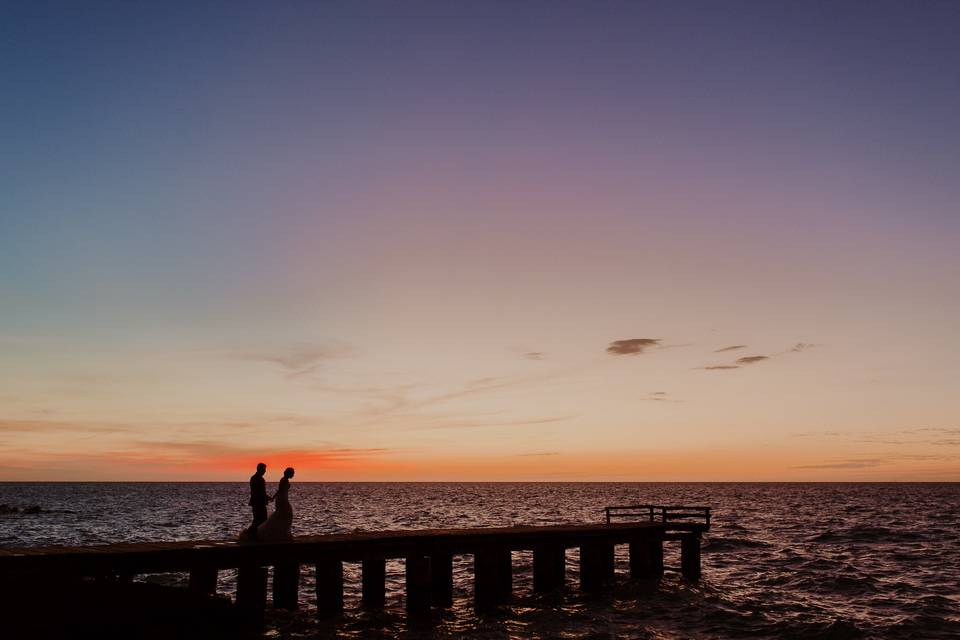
702,536 -> 772,552
809,525 -> 926,544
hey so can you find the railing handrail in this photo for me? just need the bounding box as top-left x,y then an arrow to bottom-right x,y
604,504 -> 711,528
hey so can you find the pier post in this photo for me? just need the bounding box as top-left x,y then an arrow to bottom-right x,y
272,561 -> 300,610
236,564 -> 267,625
315,557 -> 344,618
361,558 -> 386,608
580,541 -> 615,592
474,547 -> 511,610
533,543 -> 566,592
680,534 -> 702,580
405,554 -> 432,616
188,564 -> 218,595
629,537 -> 664,579
430,551 -> 454,607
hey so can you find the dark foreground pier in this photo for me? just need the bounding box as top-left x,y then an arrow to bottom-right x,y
0,505 -> 709,635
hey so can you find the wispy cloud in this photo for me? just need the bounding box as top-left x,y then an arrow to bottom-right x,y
643,391 -> 682,403
0,419 -> 126,434
792,427 -> 960,445
792,458 -> 887,469
791,430 -> 845,438
702,341 -> 815,371
606,338 -> 661,355
792,451 -> 960,470
408,413 -> 578,431
524,351 -> 546,360
200,342 -> 353,378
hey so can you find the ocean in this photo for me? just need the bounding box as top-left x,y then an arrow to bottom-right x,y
1,482 -> 958,639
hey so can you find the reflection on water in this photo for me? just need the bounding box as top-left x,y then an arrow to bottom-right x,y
2,482 -> 959,638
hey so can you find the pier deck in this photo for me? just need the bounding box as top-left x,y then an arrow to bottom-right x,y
0,509 -> 709,626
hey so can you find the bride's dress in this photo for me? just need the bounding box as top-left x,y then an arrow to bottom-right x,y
257,477 -> 293,541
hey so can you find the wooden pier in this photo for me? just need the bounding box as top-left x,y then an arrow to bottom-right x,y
0,505 -> 709,629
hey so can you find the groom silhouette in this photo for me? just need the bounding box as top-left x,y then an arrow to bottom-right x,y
246,462 -> 272,540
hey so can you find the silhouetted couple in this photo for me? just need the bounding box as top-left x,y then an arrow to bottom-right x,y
241,463 -> 295,542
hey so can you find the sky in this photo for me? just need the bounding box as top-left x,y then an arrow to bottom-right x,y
1,1 -> 958,481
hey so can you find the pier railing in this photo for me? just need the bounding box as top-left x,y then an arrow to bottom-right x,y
604,504 -> 711,529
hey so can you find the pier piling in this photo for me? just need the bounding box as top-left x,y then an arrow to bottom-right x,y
430,551 -> 454,607
629,537 -> 664,579
680,534 -> 702,580
272,561 -> 300,609
236,564 -> 267,625
315,557 -> 343,618
361,558 -> 386,608
580,541 -> 615,591
533,543 -> 566,592
188,564 -> 218,595
474,547 -> 512,610
405,554 -> 432,616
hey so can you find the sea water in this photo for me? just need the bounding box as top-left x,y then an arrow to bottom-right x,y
1,482 -> 958,639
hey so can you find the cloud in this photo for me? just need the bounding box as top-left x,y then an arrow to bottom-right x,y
524,351 -> 546,360
0,419 -> 131,434
702,340 -> 814,370
791,430 -> 845,438
606,338 -> 661,355
791,458 -> 887,469
516,451 -> 560,457
202,342 -> 352,378
90,440 -> 397,475
409,413 -> 578,431
643,391 -> 681,402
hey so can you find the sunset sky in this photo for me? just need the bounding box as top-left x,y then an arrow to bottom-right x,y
2,2 -> 958,481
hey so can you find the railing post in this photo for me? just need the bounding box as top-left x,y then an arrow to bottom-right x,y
430,551 -> 454,607
315,557 -> 344,618
680,534 -> 702,580
580,541 -> 615,591
405,554 -> 432,616
533,543 -> 566,592
272,562 -> 300,610
361,558 -> 386,609
236,564 -> 267,626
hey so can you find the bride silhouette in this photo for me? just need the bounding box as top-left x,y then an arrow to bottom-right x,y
255,467 -> 295,542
